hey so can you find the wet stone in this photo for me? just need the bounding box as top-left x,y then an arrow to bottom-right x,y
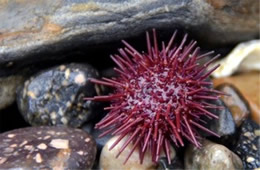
203,99 -> 236,137
232,119 -> 260,169
0,0 -> 259,76
100,136 -> 176,170
0,75 -> 24,110
17,63 -> 103,128
185,139 -> 243,170
216,83 -> 251,126
158,156 -> 184,170
0,126 -> 96,169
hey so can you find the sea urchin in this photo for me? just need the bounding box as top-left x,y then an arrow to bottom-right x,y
86,29 -> 224,164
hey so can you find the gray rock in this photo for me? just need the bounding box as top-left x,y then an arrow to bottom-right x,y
233,119 -> 260,169
184,139 -> 243,170
203,99 -> 236,137
17,63 -> 103,128
0,0 -> 258,75
0,75 -> 24,110
0,126 -> 96,169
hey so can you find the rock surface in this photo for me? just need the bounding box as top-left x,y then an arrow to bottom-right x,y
213,71 -> 260,124
216,84 -> 251,126
158,156 -> 184,170
185,139 -> 243,170
17,63 -> 103,128
233,119 -> 260,169
203,99 -> 236,137
0,126 -> 96,169
0,0 -> 259,75
0,75 -> 24,110
99,135 -> 176,170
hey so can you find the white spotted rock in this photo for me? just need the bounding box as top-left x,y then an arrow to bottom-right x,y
17,63 -> 104,127
184,139 -> 243,170
0,126 -> 96,169
99,136 -> 176,170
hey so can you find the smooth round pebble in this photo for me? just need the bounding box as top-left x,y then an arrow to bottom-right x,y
0,126 -> 96,169
185,139 -> 243,170
99,135 -> 175,170
17,63 -> 103,127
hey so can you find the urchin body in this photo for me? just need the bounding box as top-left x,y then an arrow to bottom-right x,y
87,30 -> 223,164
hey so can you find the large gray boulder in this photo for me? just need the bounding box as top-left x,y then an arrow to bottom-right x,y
0,0 -> 258,75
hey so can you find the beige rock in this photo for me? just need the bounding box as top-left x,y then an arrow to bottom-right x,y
100,135 -> 175,170
211,40 -> 260,78
184,139 -> 243,170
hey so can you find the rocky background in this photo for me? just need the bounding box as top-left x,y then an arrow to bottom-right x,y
0,0 -> 259,169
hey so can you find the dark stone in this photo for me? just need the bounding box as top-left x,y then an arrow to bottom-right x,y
233,119 -> 260,169
0,0 -> 258,75
203,99 -> 236,137
158,156 -> 184,170
0,75 -> 25,110
0,126 -> 96,169
216,83 -> 251,126
17,63 -> 103,128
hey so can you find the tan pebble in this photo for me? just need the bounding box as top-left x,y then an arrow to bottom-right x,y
77,151 -> 84,155
37,131 -> 42,135
59,65 -> 66,71
61,117 -> 68,125
10,144 -> 17,148
0,157 -> 7,164
27,91 -> 36,99
7,134 -> 16,138
50,112 -> 57,120
66,101 -> 72,108
74,73 -> 86,85
47,131 -> 56,135
65,68 -> 70,79
43,135 -> 51,140
244,132 -> 253,138
35,153 -> 43,163
254,130 -> 260,136
49,139 -> 69,149
19,140 -> 28,147
24,145 -> 34,151
85,138 -> 90,143
252,144 -> 257,150
37,143 -> 47,150
247,157 -> 255,162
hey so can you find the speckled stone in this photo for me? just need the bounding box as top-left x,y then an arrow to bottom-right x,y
233,119 -> 260,169
216,83 -> 251,126
17,63 -> 103,128
185,139 -> 243,170
0,126 -> 96,169
100,135 -> 176,170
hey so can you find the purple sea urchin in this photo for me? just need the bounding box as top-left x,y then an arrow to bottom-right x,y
86,29 -> 224,164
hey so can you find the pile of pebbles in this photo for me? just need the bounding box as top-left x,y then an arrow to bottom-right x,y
0,61 -> 259,169
0,0 -> 259,169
